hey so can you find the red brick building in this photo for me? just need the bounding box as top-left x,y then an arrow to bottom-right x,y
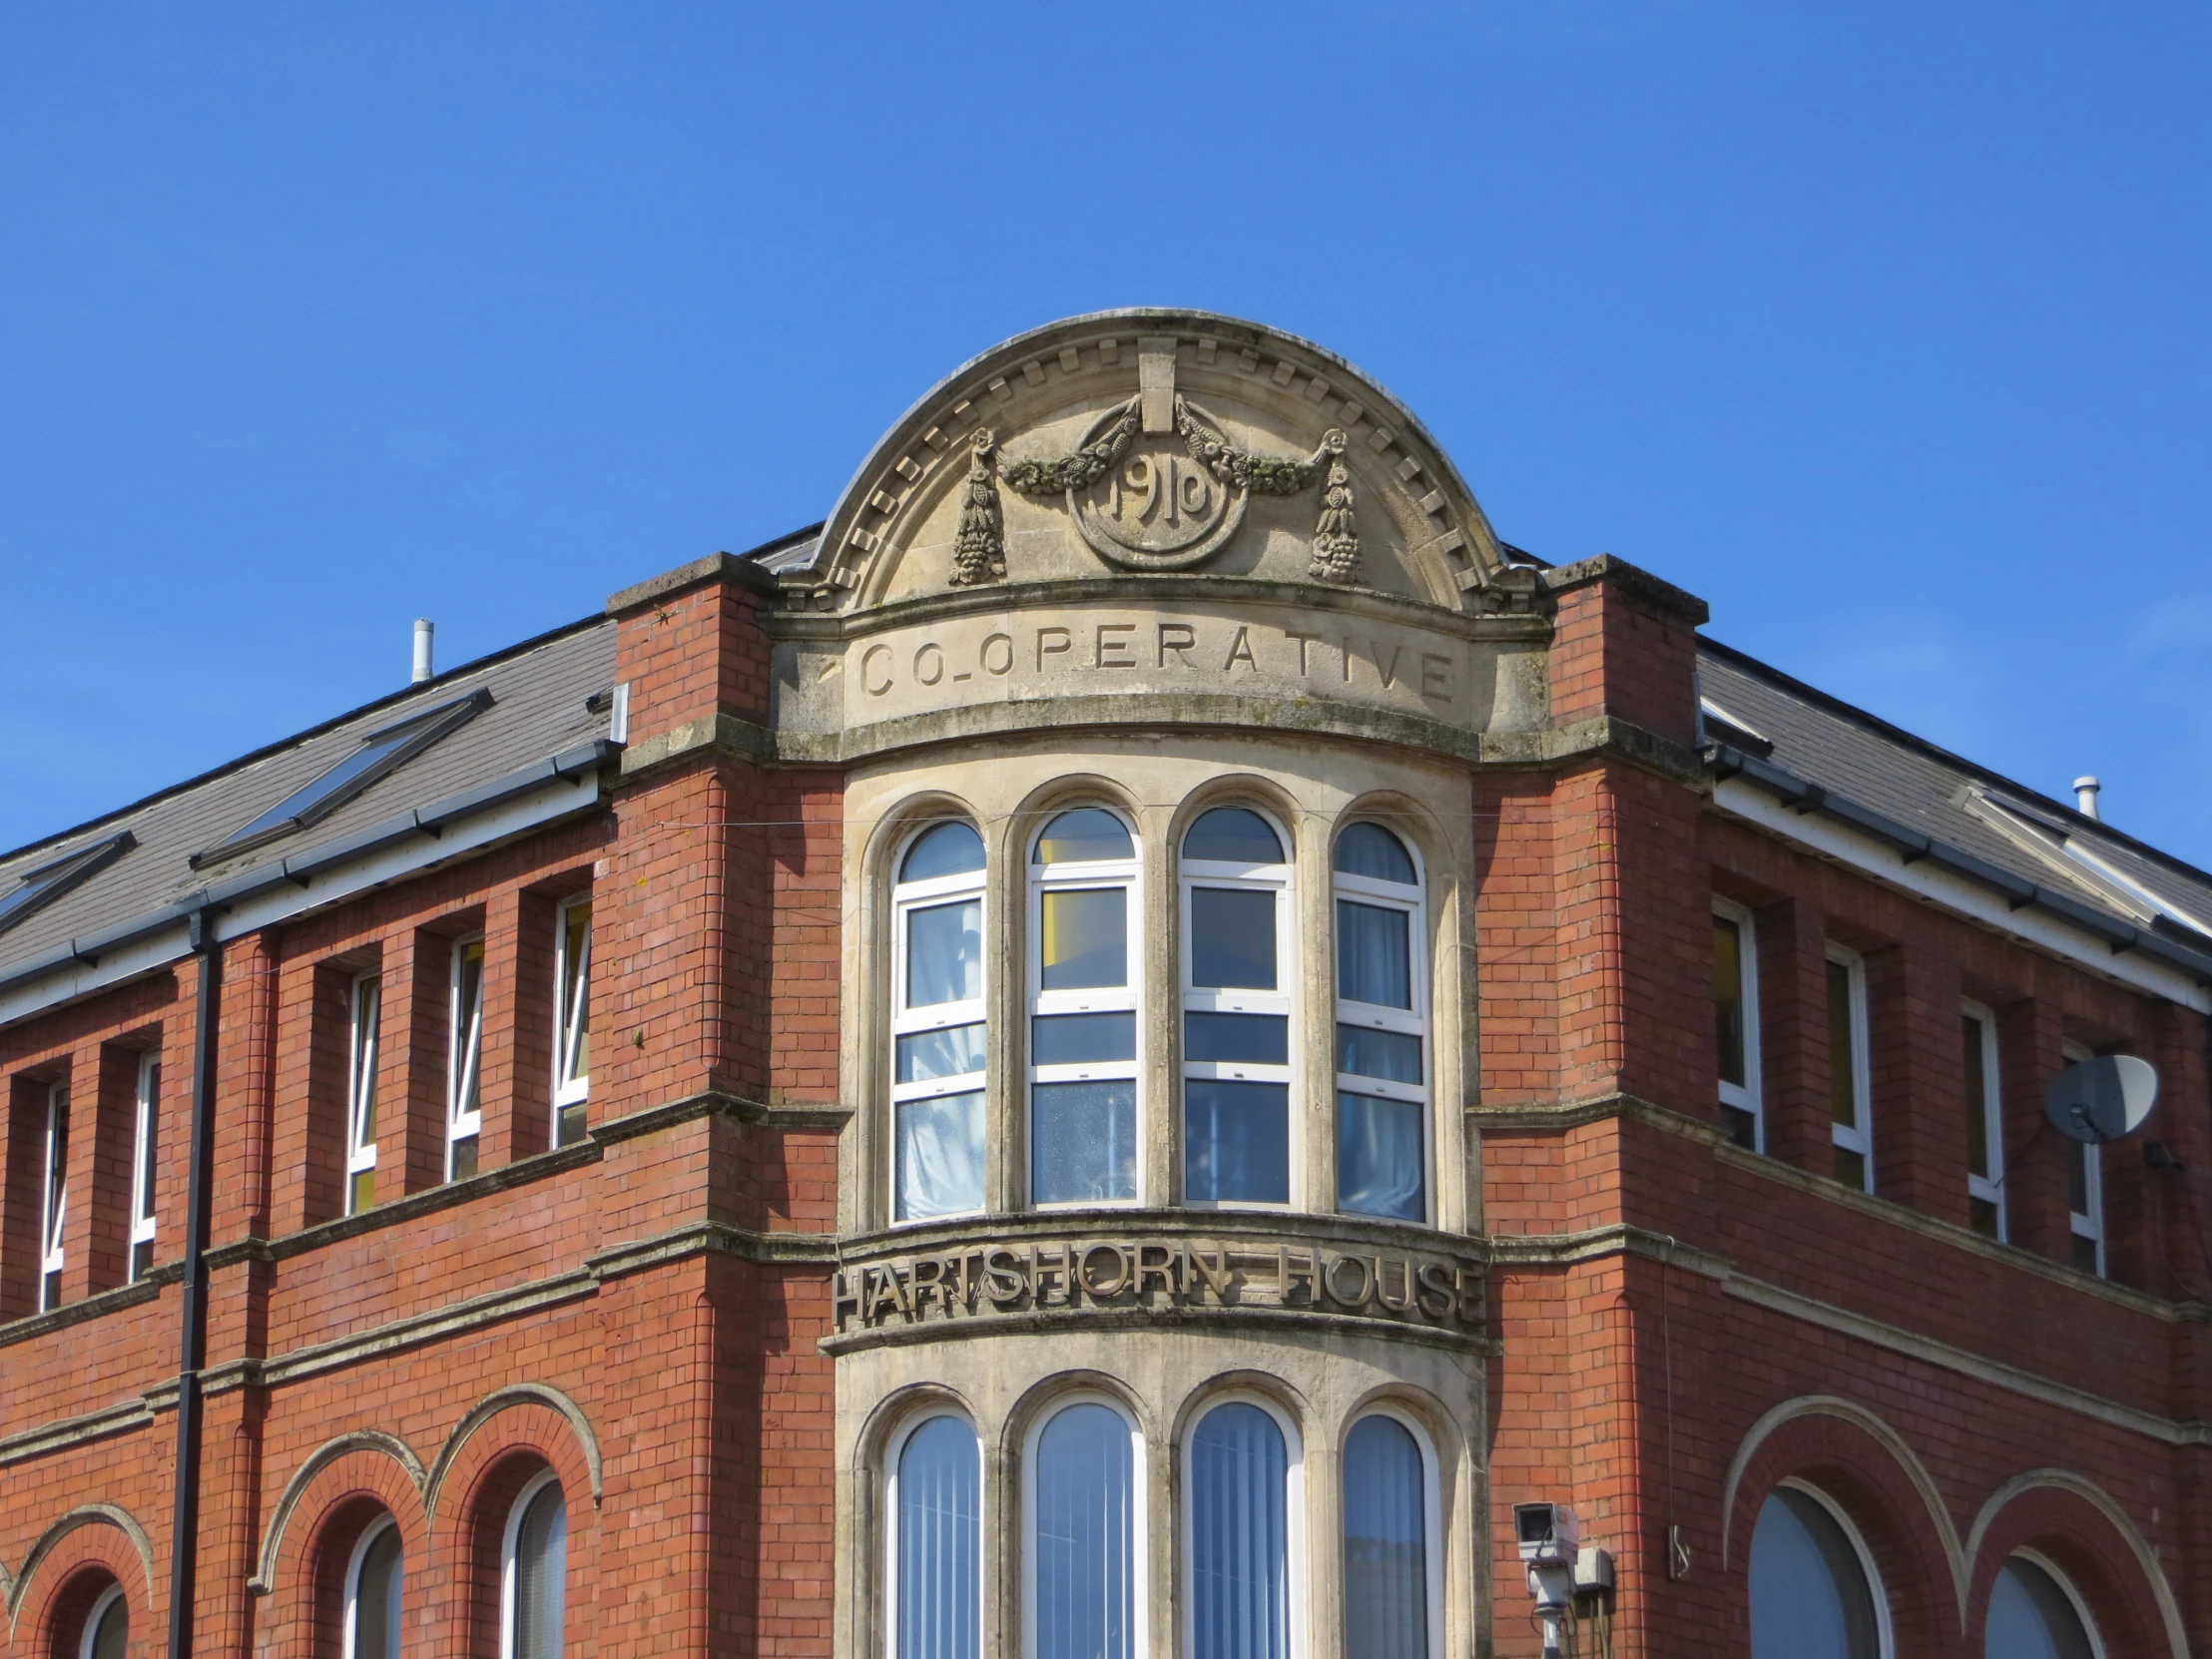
1,310 -> 2203,1658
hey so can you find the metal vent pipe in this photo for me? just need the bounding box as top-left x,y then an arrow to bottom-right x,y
412,619 -> 435,684
2073,776 -> 2102,821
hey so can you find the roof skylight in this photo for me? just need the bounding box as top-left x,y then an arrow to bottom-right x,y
0,832 -> 136,939
195,689 -> 492,866
1973,793 -> 2212,943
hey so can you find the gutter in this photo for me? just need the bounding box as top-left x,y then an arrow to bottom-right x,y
166,910 -> 221,1659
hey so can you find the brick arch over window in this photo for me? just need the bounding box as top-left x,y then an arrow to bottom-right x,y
1720,1393 -> 1965,1643
1963,1468 -> 2187,1656
422,1383 -> 603,1520
7,1505 -> 156,1653
252,1431 -> 428,1595
253,1438 -> 429,1659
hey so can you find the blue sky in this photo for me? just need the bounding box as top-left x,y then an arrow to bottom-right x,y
4,4 -> 2208,862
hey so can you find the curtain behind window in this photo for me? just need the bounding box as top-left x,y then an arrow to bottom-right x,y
514,1481 -> 567,1659
1033,1404 -> 1134,1659
1343,1417 -> 1425,1659
1190,1402 -> 1289,1659
898,1418 -> 980,1659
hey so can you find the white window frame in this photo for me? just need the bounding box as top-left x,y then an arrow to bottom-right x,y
1961,1000 -> 2004,1241
1825,944 -> 1873,1193
2006,1548 -> 2106,1659
447,935 -> 485,1180
344,971 -> 381,1217
2062,1040 -> 2106,1277
1179,1391 -> 1306,1659
39,1080 -> 67,1312
129,1052 -> 159,1282
1713,899 -> 1764,1151
342,1513 -> 400,1659
1774,1478 -> 1895,1659
552,897 -> 593,1130
1332,827 -> 1430,1223
1340,1406 -> 1443,1659
1022,1392 -> 1147,1659
890,826 -> 988,1226
501,1466 -> 568,1659
1028,808 -> 1143,1209
883,1408 -> 984,1659
79,1582 -> 127,1659
1179,809 -> 1297,1211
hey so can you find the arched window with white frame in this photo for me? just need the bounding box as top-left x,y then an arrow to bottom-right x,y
891,820 -> 988,1223
1181,807 -> 1295,1208
1184,1395 -> 1302,1659
77,1581 -> 127,1659
1026,1397 -> 1142,1659
1333,823 -> 1428,1222
886,1411 -> 981,1659
343,1514 -> 403,1659
1748,1480 -> 1890,1658
1341,1411 -> 1439,1659
1029,808 -> 1141,1207
1984,1551 -> 2100,1659
502,1470 -> 568,1659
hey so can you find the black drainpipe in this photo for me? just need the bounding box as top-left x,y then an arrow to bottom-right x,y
168,908 -> 222,1659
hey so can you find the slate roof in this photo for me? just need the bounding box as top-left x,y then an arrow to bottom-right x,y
0,616 -> 618,980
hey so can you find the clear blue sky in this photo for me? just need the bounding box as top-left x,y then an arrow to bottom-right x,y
4,4 -> 2207,863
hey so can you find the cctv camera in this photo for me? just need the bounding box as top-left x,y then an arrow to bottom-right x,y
1514,1501 -> 1581,1564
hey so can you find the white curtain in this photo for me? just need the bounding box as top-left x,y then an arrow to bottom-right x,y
1033,1404 -> 1133,1659
908,901 -> 982,1007
1189,1403 -> 1288,1659
898,1418 -> 980,1659
1337,901 -> 1410,1008
1338,1093 -> 1424,1221
896,1092 -> 986,1220
1343,1417 -> 1425,1659
514,1481 -> 567,1659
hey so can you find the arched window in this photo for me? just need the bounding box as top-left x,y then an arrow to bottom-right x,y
1181,808 -> 1294,1207
1029,809 -> 1141,1206
343,1515 -> 403,1659
1333,824 -> 1427,1222
887,1413 -> 981,1659
1026,1399 -> 1140,1659
77,1583 -> 127,1659
1749,1483 -> 1886,1658
1985,1555 -> 2098,1659
891,821 -> 989,1222
1342,1414 -> 1433,1659
503,1471 -> 568,1659
1186,1399 -> 1297,1659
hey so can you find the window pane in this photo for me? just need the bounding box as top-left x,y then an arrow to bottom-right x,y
896,1092 -> 986,1220
514,1482 -> 568,1659
353,1524 -> 403,1659
1339,1025 -> 1421,1085
2071,1234 -> 2100,1275
898,1023 -> 988,1083
1190,1402 -> 1289,1659
1962,1015 -> 1989,1179
1969,1198 -> 2001,1238
1033,1405 -> 1134,1659
1190,889 -> 1277,990
89,1597 -> 128,1659
351,982 -> 380,1147
560,906 -> 592,1090
136,1062 -> 160,1223
1826,961 -> 1857,1127
1339,1094 -> 1424,1221
897,1420 -> 978,1659
1185,808 -> 1284,865
2068,1140 -> 2090,1216
454,942 -> 484,1121
1833,1147 -> 1866,1191
1344,1417 -> 1426,1659
1335,823 -> 1415,884
1749,1488 -> 1880,1659
1033,1012 -> 1136,1065
1033,1081 -> 1137,1204
908,901 -> 983,1008
1723,1105 -> 1758,1151
1985,1558 -> 2095,1659
1035,809 -> 1133,864
1040,889 -> 1128,990
1338,901 -> 1411,1009
904,822 -> 986,881
1185,1080 -> 1289,1204
1185,1012 -> 1289,1065
1714,918 -> 1746,1088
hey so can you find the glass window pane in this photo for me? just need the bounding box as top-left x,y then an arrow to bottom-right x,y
1339,1094 -> 1425,1221
1032,1081 -> 1137,1204
1190,1402 -> 1289,1659
1185,1080 -> 1289,1204
1344,1417 -> 1426,1659
1724,1105 -> 1758,1151
897,1023 -> 988,1084
904,822 -> 986,881
1826,961 -> 1857,1127
907,901 -> 983,1008
1335,823 -> 1415,885
1963,1015 -> 1989,1178
1185,1012 -> 1290,1065
1033,1012 -> 1136,1065
1338,901 -> 1411,1009
2071,1233 -> 2099,1275
1190,889 -> 1277,990
89,1596 -> 128,1659
1985,1558 -> 2095,1659
1339,1026 -> 1422,1085
135,1062 -> 160,1223
897,1420 -> 979,1659
1749,1488 -> 1880,1659
559,907 -> 592,1091
1035,810 -> 1134,864
1033,1405 -> 1134,1659
353,1524 -> 403,1659
896,1092 -> 985,1221
1185,808 -> 1283,865
1714,918 -> 1746,1088
514,1483 -> 568,1659
1040,889 -> 1128,990
2068,1141 -> 2090,1215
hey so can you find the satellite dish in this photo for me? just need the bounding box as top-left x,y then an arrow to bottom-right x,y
2043,1055 -> 2159,1144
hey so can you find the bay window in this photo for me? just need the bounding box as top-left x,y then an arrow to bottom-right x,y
1333,824 -> 1426,1222
1029,808 -> 1141,1207
892,822 -> 988,1223
1181,809 -> 1294,1208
